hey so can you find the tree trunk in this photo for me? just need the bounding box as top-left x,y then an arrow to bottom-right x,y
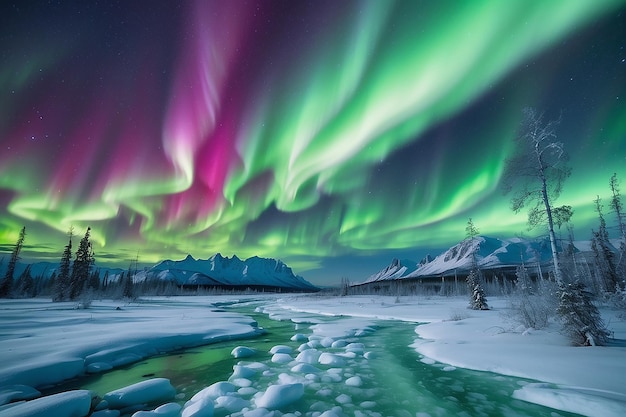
541,176 -> 562,283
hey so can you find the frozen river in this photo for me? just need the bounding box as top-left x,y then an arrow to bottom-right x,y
42,299 -> 580,416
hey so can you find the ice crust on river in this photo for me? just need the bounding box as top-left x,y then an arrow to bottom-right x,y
0,295 -> 625,416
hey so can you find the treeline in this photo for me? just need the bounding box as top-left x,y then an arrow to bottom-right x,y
0,226 -> 181,301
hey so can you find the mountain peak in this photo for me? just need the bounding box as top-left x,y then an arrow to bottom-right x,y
361,236 -> 555,284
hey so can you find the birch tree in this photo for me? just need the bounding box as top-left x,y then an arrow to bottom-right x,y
502,108 -> 570,283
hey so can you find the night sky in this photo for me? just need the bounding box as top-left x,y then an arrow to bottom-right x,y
1,0 -> 625,286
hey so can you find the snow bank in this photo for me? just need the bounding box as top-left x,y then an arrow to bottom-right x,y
512,383 -> 626,417
274,294 -> 626,405
0,297 -> 261,392
0,389 -> 92,417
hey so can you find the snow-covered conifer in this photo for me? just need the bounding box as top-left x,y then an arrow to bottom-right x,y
556,281 -> 609,346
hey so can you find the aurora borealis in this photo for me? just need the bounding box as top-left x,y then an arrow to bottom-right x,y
1,1 -> 625,285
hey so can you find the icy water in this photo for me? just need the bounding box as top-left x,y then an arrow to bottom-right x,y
49,301 -> 579,416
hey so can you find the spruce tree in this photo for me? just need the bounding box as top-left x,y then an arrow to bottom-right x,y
53,230 -> 73,302
609,173 -> 626,284
69,227 -> 94,300
465,218 -> 488,310
591,196 -> 619,291
15,265 -> 34,298
0,226 -> 26,298
557,281 -> 609,346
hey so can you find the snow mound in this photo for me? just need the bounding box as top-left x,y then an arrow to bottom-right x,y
103,378 -> 176,409
0,389 -> 92,417
254,383 -> 304,409
513,383 -> 626,417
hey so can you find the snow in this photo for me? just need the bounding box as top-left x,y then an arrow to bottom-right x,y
274,294 -> 626,413
0,298 -> 261,391
254,383 -> 304,409
1,294 -> 626,416
0,389 -> 92,417
363,236 -> 555,282
103,378 -> 176,408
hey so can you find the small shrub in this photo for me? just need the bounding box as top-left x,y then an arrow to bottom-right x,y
510,294 -> 553,329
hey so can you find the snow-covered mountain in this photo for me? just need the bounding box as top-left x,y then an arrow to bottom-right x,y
362,236 -> 555,284
146,253 -> 318,291
2,253 -> 318,292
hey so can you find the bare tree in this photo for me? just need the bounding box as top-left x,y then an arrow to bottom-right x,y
502,108 -> 571,283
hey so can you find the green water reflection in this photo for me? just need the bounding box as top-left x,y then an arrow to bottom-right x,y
49,301 -> 580,416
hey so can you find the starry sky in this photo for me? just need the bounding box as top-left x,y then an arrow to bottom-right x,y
1,0 -> 625,286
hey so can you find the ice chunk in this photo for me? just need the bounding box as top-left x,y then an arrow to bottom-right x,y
320,337 -> 335,348
330,340 -> 347,348
230,378 -> 252,388
360,400 -> 376,408
335,393 -> 352,404
191,381 -> 236,402
291,363 -> 320,374
295,349 -> 321,364
215,395 -> 249,413
238,387 -> 258,396
237,361 -> 268,372
255,383 -> 304,409
104,378 -> 176,409
345,376 -> 363,387
0,385 -> 41,406
344,343 -> 364,354
319,410 -> 342,417
269,345 -> 292,354
243,408 -> 273,417
131,402 -> 181,417
291,334 -> 308,342
231,346 -> 256,358
271,353 -> 293,364
297,343 -> 311,352
278,372 -> 305,385
0,389 -> 92,417
232,365 -> 257,379
181,396 -> 213,417
318,353 -> 345,367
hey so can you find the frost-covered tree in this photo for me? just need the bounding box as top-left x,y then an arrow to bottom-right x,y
556,281 -> 609,346
123,269 -> 135,300
15,265 -> 34,298
591,196 -> 619,291
53,229 -> 73,302
610,173 -> 625,239
0,226 -> 26,298
502,108 -> 570,283
609,173 -> 626,283
69,227 -> 94,300
465,218 -> 488,310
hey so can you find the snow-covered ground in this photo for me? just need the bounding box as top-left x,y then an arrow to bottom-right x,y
274,295 -> 626,416
1,294 -> 625,416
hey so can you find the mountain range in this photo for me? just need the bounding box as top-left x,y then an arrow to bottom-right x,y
361,236 -> 557,284
2,253 -> 318,292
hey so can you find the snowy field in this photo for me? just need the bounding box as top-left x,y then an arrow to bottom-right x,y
1,294 -> 625,416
